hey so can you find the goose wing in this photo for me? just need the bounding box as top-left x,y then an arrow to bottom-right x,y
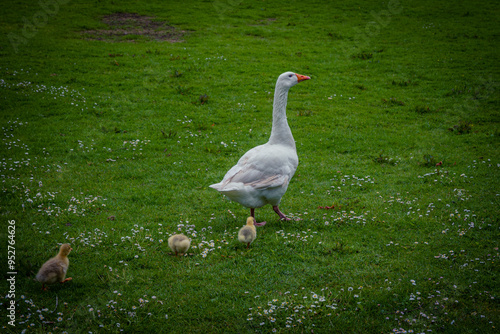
212,144 -> 297,191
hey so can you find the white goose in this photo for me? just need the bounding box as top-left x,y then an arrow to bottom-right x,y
210,72 -> 310,225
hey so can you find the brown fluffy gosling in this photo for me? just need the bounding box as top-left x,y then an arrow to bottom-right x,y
238,217 -> 257,249
168,234 -> 191,256
36,243 -> 73,291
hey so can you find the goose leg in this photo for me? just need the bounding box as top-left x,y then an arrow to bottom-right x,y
251,208 -> 267,226
273,206 -> 291,221
60,277 -> 72,284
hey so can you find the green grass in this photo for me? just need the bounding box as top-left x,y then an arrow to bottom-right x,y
0,0 -> 499,333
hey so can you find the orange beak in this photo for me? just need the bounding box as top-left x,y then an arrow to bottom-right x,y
295,73 -> 311,82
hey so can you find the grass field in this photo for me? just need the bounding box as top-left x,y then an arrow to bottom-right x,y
0,0 -> 499,333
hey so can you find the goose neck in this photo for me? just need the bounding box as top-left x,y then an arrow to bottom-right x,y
269,85 -> 295,147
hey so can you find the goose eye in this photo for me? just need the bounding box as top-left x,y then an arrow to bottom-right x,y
288,74 -> 293,77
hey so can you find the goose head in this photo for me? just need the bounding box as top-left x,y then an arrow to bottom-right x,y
277,72 -> 311,89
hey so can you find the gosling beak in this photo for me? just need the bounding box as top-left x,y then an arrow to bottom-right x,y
295,73 -> 311,82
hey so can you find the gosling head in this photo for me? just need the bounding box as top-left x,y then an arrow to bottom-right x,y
246,216 -> 255,226
59,244 -> 72,256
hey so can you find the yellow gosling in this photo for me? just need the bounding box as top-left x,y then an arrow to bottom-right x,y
238,217 -> 257,249
168,234 -> 191,256
36,243 -> 73,291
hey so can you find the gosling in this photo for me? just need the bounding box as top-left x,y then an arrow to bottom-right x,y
36,243 -> 73,291
168,234 -> 191,256
238,217 -> 257,249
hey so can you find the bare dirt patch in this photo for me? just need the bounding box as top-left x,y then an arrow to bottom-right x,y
82,13 -> 187,43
